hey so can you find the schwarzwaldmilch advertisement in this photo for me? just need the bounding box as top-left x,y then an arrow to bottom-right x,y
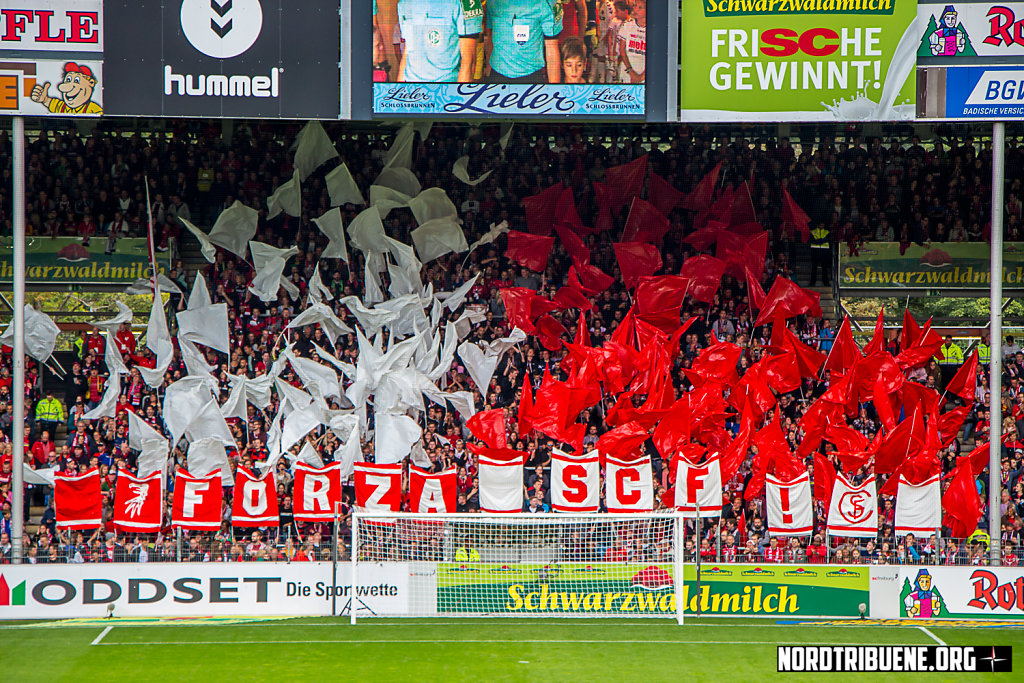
371,0 -> 645,116
103,0 -> 340,118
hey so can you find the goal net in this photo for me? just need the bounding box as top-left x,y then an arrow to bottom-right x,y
349,512 -> 684,623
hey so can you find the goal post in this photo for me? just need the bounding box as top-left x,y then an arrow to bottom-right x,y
349,512 -> 685,624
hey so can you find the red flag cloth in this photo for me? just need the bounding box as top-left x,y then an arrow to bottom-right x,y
942,457 -> 982,537
113,471 -> 162,533
745,265 -> 766,311
293,462 -> 343,519
614,241 -> 663,289
592,180 -> 615,232
902,381 -> 941,418
679,254 -> 726,303
353,462 -> 401,512
500,287 -> 539,334
753,276 -> 822,327
874,372 -> 897,431
621,197 -> 671,244
730,181 -> 758,226
825,424 -> 869,452
172,470 -> 223,530
552,286 -> 594,311
812,454 -> 836,505
555,223 -> 591,266
769,314 -> 826,378
719,424 -> 752,483
535,314 -> 567,351
467,408 -> 508,449
518,375 -> 534,437
718,230 -> 768,281
597,421 -> 650,461
874,408 -> 924,475
55,468 -> 103,530
945,350 -> 979,403
825,316 -> 862,377
691,340 -> 742,383
901,308 -> 922,352
231,468 -> 280,527
603,154 -> 648,215
636,275 -> 689,315
506,230 -> 554,272
682,222 -> 726,250
409,466 -> 457,513
570,263 -> 615,295
964,441 -> 991,476
938,406 -> 971,447
555,185 -> 588,235
649,171 -> 684,216
764,351 -> 802,393
896,320 -> 945,369
522,183 -> 562,236
653,398 -> 692,459
862,310 -> 886,357
781,186 -> 811,242
681,162 -> 722,211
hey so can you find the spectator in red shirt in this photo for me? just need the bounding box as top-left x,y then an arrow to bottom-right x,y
30,432 -> 55,466
806,535 -> 828,564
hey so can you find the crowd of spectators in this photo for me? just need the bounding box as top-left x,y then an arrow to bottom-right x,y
1,121 -> 1023,566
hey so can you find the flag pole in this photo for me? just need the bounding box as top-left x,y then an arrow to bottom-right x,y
989,122 -> 1004,567
11,115 -> 25,564
695,501 -> 702,618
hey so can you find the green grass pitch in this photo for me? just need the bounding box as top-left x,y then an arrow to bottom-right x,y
2,617 -> 1022,681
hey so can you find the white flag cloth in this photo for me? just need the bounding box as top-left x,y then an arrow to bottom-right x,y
102,328 -> 128,376
226,372 -> 274,411
208,201 -> 258,258
185,398 -> 237,448
248,241 -> 299,303
162,376 -> 214,446
281,405 -> 321,457
128,409 -> 166,450
384,123 -> 415,169
187,271 -> 212,310
411,216 -> 468,263
267,170 -> 301,219
605,455 -> 654,512
313,207 -> 349,262
187,438 -> 233,486
176,275 -> 230,353
478,452 -> 525,513
408,187 -> 458,224
456,328 -> 526,395
288,301 -> 353,346
347,206 -> 392,255
82,372 -> 120,420
129,410 -> 170,478
220,379 -> 247,421
499,122 -> 514,150
766,472 -> 813,535
551,448 -> 600,513
369,184 -> 411,220
373,167 -> 421,199
340,296 -> 398,337
468,220 -> 510,252
125,273 -> 182,296
436,274 -> 479,312
293,120 -> 339,181
895,473 -> 941,537
306,263 -> 334,304
23,465 -> 56,486
442,390 -> 476,422
284,350 -> 341,400
181,218 -> 216,262
373,411 -> 422,465
452,155 -> 492,186
325,162 -> 364,207
93,301 -> 133,329
826,473 -> 878,538
329,413 -> 363,479
290,441 -> 325,468
0,304 -> 60,362
674,454 -> 723,518
138,288 -> 174,388
453,309 -> 486,340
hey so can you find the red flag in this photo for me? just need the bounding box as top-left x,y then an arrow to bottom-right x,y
409,466 -> 457,513
621,197 -> 670,244
500,287 -> 539,334
113,471 -> 162,533
862,310 -> 886,357
518,374 -> 534,437
681,162 -> 721,211
555,185 -> 588,235
649,171 -> 684,216
603,154 -> 648,215
614,241 -> 663,289
945,350 -> 978,403
592,180 -> 615,232
682,222 -> 726,250
874,372 -> 897,431
964,441 -> 991,476
467,408 -> 507,449
938,406 -> 971,447
874,408 -> 924,475
353,462 -> 401,512
570,263 -> 615,295
901,308 -> 922,352
753,276 -> 822,327
555,223 -> 591,266
522,183 -> 562,236
652,398 -> 692,459
764,351 -> 801,393
730,181 -> 758,226
552,286 -> 594,311
172,469 -> 223,530
745,265 -> 766,311
942,457 -> 982,537
902,381 -> 941,418
812,454 -> 836,505
232,468 -> 280,527
55,468 -> 103,530
825,316 -> 862,377
535,314 -> 567,351
597,421 -> 649,461
295,462 -> 344,519
679,254 -> 726,303
720,424 -> 752,483
781,186 -> 811,242
506,230 -> 554,272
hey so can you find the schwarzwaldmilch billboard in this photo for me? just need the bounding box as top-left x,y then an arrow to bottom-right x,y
103,0 -> 340,118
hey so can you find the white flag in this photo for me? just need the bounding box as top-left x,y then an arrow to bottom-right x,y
766,472 -> 813,536
411,216 -> 468,263
478,452 -> 524,513
208,201 -> 258,258
181,218 -> 216,262
267,170 -> 301,218
895,474 -> 941,537
551,448 -> 599,513
675,454 -> 723,518
187,438 -> 233,486
373,411 -> 422,464
408,187 -> 458,224
373,167 -> 421,199
826,473 -> 878,538
313,207 -> 348,262
0,304 -> 61,363
293,121 -> 338,181
325,162 -> 364,207
452,155 -> 492,186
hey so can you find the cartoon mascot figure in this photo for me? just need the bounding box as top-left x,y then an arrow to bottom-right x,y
904,568 -> 942,618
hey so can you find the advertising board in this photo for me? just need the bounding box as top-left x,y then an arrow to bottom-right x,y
680,0 -> 919,121
0,237 -> 164,285
916,1 -> 1024,64
0,562 -> 409,619
371,0 -> 645,116
839,241 -> 1024,291
895,566 -> 1024,620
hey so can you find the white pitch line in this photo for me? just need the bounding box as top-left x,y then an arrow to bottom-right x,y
96,639 -> 905,647
91,626 -> 113,646
917,626 -> 946,646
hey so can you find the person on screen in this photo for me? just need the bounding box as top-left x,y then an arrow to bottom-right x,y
486,0 -> 563,84
558,0 -> 587,45
397,0 -> 484,83
560,36 -> 587,83
616,0 -> 645,84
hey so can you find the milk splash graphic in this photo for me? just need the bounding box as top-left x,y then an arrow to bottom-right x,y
822,16 -> 923,120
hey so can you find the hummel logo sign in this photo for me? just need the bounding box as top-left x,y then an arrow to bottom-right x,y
212,0 -> 232,16
180,0 -> 261,58
211,18 -> 232,37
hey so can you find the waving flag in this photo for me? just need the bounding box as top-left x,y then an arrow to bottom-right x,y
113,471 -> 162,533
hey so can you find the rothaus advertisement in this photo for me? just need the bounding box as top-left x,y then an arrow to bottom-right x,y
680,0 -> 919,121
102,0 -> 340,118
916,2 -> 1024,118
0,0 -> 104,116
0,563 -> 408,619
895,566 -> 1024,620
371,0 -> 645,116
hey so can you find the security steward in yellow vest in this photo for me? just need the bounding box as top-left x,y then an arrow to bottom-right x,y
35,391 -> 65,440
809,224 -> 831,287
977,332 -> 992,365
938,335 -> 965,389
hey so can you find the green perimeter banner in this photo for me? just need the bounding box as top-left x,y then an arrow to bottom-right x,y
840,241 -> 1024,290
0,237 -> 164,285
437,563 -> 868,617
681,0 -> 919,121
